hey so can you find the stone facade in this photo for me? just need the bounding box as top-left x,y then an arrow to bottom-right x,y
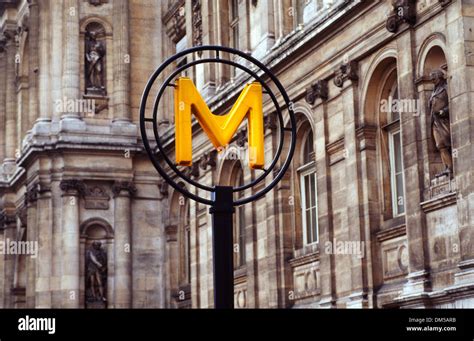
0,0 -> 473,309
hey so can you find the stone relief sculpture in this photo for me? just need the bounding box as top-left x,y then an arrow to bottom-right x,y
86,241 -> 107,305
85,23 -> 106,96
429,69 -> 453,177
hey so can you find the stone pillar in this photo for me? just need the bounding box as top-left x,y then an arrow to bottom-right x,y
314,102 -> 336,308
445,2 -> 474,285
27,0 -> 40,132
1,212 -> 17,308
341,81 -> 368,308
50,0 -> 63,122
35,183 -> 53,308
164,224 -> 178,308
112,181 -> 136,308
59,180 -> 84,308
198,0 -> 216,98
0,40 -> 6,166
355,124 -> 378,308
36,0 -> 51,124
61,0 -> 82,122
251,0 -> 275,59
24,190 -> 37,308
396,32 -> 430,298
3,27 -> 18,174
112,0 -> 131,124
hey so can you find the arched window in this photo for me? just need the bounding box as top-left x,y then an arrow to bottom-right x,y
298,129 -> 318,245
380,68 -> 405,216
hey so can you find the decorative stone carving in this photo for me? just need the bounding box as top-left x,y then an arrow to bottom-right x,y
385,0 -> 416,33
199,150 -> 217,170
60,179 -> 86,196
334,61 -> 358,88
236,128 -> 247,147
24,185 -> 39,204
84,185 -> 110,210
85,22 -> 106,96
305,80 -> 328,104
0,211 -> 16,229
85,241 -> 107,308
190,162 -> 200,178
112,181 -> 137,197
192,0 -> 202,55
429,69 -> 452,177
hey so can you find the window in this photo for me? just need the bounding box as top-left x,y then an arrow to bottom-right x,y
230,0 -> 239,50
385,83 -> 405,216
298,131 -> 318,245
234,172 -> 246,267
389,130 -> 405,216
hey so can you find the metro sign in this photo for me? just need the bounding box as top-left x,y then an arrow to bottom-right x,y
174,77 -> 264,169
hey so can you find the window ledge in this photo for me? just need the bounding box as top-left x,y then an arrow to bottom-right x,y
290,243 -> 320,267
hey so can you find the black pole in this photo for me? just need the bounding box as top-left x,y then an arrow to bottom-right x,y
210,186 -> 234,309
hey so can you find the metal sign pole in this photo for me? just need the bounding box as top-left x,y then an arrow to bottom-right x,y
210,186 -> 234,309
140,45 -> 297,310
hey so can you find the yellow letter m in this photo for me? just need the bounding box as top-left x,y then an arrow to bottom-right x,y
174,77 -> 264,169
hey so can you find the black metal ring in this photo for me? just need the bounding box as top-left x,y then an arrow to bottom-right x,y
139,45 -> 296,206
151,58 -> 284,193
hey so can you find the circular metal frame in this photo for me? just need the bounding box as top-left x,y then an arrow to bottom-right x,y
139,45 -> 297,206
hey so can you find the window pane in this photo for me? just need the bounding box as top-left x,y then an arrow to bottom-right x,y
394,132 -> 402,173
311,207 -> 317,243
303,131 -> 314,164
304,175 -> 310,208
306,209 -> 312,244
310,174 -> 316,208
396,173 -> 405,214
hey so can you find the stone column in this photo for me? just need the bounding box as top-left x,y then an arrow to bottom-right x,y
355,124 -> 378,308
27,0 -> 40,132
314,102 -> 336,308
1,212 -> 17,308
445,2 -> 474,285
112,0 -> 131,124
0,40 -> 6,166
61,0 -> 82,123
164,224 -> 178,308
59,180 -> 84,308
24,189 -> 37,308
112,181 -> 136,308
341,81 -> 368,308
3,27 -> 18,174
396,32 -> 430,298
35,183 -> 53,308
33,0 -> 51,126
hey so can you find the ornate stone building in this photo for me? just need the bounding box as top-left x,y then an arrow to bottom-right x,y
0,0 -> 472,309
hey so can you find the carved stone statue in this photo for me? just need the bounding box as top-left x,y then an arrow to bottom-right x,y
86,241 -> 107,303
429,69 -> 452,177
85,27 -> 106,95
